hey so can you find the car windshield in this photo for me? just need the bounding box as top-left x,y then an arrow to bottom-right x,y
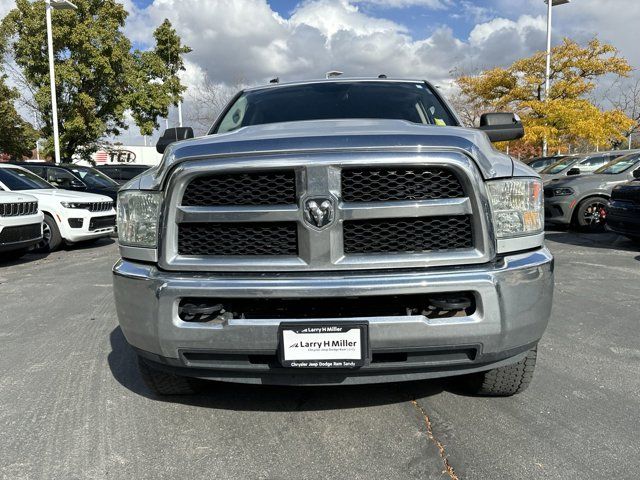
66,165 -> 119,188
542,157 -> 581,174
594,153 -> 640,174
213,81 -> 458,134
0,167 -> 54,190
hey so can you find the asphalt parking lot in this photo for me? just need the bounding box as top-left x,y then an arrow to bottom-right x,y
1,233 -> 639,480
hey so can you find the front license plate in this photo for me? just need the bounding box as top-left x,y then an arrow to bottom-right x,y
279,322 -> 369,368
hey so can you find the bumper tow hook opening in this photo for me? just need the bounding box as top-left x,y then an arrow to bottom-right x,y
179,303 -> 230,324
426,295 -> 474,318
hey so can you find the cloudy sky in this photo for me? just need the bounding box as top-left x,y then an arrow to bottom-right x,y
2,0 -> 640,143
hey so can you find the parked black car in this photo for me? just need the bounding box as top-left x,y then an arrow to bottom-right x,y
95,164 -> 152,185
607,171 -> 640,243
11,162 -> 120,202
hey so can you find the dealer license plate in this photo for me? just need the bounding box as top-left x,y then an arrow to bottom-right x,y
279,322 -> 369,368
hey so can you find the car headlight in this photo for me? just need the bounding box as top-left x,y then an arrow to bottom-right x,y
61,201 -> 87,209
552,187 -> 574,197
117,191 -> 162,248
487,178 -> 543,239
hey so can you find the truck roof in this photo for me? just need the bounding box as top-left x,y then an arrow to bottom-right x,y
244,77 -> 428,93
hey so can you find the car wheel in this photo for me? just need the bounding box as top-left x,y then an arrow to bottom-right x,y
461,348 -> 537,396
575,196 -> 609,232
137,356 -> 202,395
35,214 -> 62,252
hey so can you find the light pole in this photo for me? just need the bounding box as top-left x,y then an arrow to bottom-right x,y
542,0 -> 570,156
45,0 -> 77,164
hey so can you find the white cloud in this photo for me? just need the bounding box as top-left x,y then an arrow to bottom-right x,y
353,0 -> 450,8
0,0 -> 14,21
3,0 -> 640,144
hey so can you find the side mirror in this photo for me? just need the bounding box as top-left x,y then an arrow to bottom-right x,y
633,169 -> 640,179
156,127 -> 195,154
479,113 -> 525,143
567,167 -> 581,176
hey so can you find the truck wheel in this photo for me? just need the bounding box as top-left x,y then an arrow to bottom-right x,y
463,348 -> 537,396
575,196 -> 609,232
35,214 -> 62,252
137,356 -> 201,395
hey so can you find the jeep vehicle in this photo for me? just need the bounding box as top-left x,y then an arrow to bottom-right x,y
0,191 -> 43,260
113,78 -> 554,396
0,164 -> 116,251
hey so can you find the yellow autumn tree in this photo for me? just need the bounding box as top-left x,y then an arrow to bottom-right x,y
455,38 -> 635,153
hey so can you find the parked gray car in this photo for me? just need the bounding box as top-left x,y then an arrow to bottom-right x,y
113,78 -> 553,397
545,152 -> 640,231
541,151 -> 630,182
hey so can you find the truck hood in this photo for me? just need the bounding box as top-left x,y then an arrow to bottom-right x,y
13,189 -> 114,203
135,119 -> 519,190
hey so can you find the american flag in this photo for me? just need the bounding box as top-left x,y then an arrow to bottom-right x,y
95,151 -> 108,164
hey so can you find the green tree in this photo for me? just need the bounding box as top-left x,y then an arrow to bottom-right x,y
0,75 -> 39,160
1,1 -> 190,161
129,20 -> 192,136
455,38 -> 635,152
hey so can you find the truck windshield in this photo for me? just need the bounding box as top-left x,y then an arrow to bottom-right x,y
0,167 -> 54,190
213,81 -> 458,134
595,153 -> 640,174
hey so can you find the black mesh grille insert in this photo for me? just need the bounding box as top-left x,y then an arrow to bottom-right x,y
178,222 -> 298,256
0,223 -> 41,244
343,216 -> 473,254
182,171 -> 296,206
89,215 -> 116,231
341,167 -> 464,202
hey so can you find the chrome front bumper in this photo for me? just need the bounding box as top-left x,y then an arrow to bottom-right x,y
113,248 -> 554,385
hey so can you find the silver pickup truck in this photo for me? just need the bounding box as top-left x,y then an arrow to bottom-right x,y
113,78 -> 553,396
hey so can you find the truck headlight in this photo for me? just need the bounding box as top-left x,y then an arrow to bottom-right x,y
117,191 -> 162,248
487,178 -> 543,239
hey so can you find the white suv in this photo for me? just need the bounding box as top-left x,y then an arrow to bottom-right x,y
0,191 -> 43,259
0,164 -> 116,251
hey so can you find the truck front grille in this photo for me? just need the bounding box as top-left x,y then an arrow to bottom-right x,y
0,201 -> 38,217
343,216 -> 473,254
178,222 -> 298,256
341,167 -> 464,202
182,170 -> 296,206
166,154 -> 490,271
0,223 -> 41,244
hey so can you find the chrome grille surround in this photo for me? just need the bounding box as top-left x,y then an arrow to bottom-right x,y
0,201 -> 38,217
160,151 -> 495,272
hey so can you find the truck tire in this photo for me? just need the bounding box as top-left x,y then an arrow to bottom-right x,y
137,356 -> 201,395
35,214 -> 62,252
464,348 -> 537,396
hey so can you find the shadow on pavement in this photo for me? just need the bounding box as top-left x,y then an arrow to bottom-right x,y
63,237 -> 116,251
545,230 -> 640,253
0,250 -> 49,267
108,327 -> 445,411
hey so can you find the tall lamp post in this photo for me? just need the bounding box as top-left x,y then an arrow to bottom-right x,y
542,0 -> 570,156
45,0 -> 77,164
